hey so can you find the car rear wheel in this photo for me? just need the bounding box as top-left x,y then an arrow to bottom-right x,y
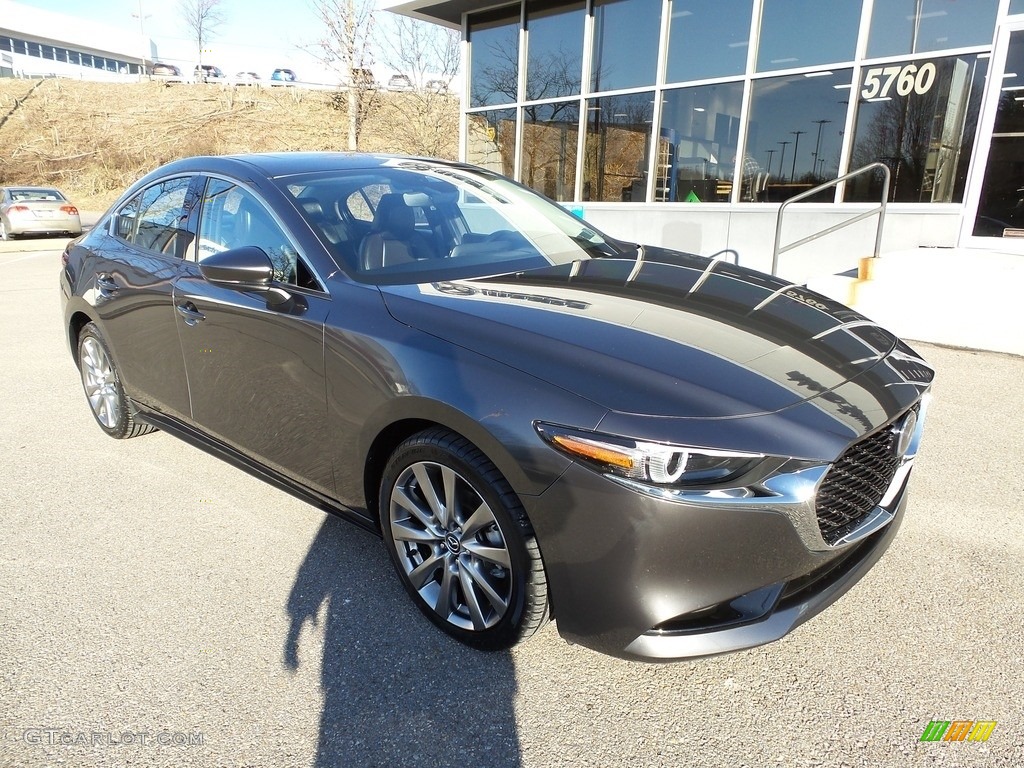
77,323 -> 155,439
0,220 -> 12,240
380,428 -> 549,650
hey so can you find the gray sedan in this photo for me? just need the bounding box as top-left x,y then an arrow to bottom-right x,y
59,153 -> 933,661
1,186 -> 82,239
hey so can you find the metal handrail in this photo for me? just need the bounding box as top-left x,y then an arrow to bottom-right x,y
771,162 -> 891,276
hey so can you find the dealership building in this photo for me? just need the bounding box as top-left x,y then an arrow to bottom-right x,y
0,1 -> 153,81
383,0 -> 1024,277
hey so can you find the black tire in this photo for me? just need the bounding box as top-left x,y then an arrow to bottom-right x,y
379,427 -> 549,650
77,322 -> 156,439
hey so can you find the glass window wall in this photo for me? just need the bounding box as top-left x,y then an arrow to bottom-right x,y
583,93 -> 654,201
756,0 -> 861,72
657,82 -> 744,202
521,101 -> 580,201
462,0 -> 1000,208
526,0 -> 585,101
744,69 -> 854,201
867,0 -> 999,58
469,5 -> 522,108
666,0 -> 753,84
591,0 -> 661,92
467,109 -> 518,178
846,53 -> 987,203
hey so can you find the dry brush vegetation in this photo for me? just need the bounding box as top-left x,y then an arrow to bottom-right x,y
0,78 -> 459,210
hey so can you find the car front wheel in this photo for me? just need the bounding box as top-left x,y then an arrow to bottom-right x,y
380,428 -> 549,650
77,322 -> 155,439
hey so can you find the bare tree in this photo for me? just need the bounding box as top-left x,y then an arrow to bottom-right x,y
179,0 -> 226,78
375,16 -> 461,157
308,0 -> 376,151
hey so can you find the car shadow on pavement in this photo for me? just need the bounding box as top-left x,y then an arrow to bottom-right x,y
284,515 -> 522,768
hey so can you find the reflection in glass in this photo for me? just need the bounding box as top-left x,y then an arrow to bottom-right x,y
744,70 -> 853,202
972,138 -> 1024,236
867,0 -> 998,58
526,0 -> 585,101
847,54 -> 987,203
469,6 -> 521,108
973,30 -> 1024,236
757,0 -> 861,72
467,109 -> 518,178
521,102 -> 580,201
591,0 -> 661,92
666,0 -> 753,84
583,93 -> 654,202
656,82 -> 744,202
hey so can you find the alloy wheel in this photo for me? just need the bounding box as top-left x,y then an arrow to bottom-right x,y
388,461 -> 514,632
80,336 -> 121,429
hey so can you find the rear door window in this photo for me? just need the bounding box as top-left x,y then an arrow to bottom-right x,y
113,176 -> 197,259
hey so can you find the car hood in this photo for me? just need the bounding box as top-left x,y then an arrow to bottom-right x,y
379,249 -> 932,420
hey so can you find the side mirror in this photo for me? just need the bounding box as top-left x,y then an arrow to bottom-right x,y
198,246 -> 291,307
199,245 -> 274,285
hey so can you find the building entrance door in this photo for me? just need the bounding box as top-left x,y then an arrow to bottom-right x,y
964,22 -> 1024,250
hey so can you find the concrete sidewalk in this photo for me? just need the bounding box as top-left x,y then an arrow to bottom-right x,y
808,247 -> 1023,357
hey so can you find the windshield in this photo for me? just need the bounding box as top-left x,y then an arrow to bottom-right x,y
276,160 -> 626,284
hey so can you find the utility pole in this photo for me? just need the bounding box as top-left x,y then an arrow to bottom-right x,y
777,141 -> 791,181
765,148 -> 777,176
811,119 -> 832,178
133,0 -> 150,80
790,130 -> 806,182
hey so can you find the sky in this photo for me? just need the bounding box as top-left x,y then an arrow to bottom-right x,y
13,0 -> 376,81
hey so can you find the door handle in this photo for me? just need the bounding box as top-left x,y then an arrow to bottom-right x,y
175,301 -> 206,326
96,274 -> 118,296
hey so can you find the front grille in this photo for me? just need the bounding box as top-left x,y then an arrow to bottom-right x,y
815,424 -> 902,545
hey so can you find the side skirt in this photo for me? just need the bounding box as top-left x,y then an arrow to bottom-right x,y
136,406 -> 381,536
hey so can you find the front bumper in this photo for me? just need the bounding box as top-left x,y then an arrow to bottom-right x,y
523,449 -> 915,662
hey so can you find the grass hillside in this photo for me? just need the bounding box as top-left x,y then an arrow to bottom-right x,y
0,78 -> 459,211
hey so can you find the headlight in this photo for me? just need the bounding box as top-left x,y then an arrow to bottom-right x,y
535,423 -> 764,488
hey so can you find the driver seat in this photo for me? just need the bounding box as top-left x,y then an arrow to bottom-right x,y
359,194 -> 431,271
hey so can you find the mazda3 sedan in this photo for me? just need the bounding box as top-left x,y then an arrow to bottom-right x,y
59,153 -> 933,661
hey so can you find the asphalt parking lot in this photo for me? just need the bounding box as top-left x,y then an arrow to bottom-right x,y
1,237 -> 1022,768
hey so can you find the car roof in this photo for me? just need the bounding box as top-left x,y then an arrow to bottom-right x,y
154,152 -> 474,180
